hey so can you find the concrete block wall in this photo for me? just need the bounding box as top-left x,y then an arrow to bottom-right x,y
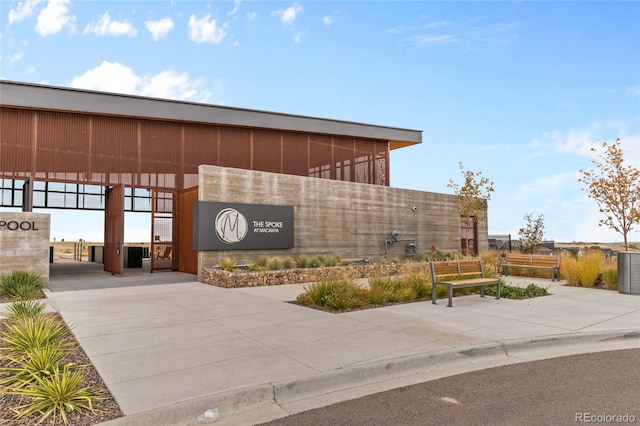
0,212 -> 51,282
198,165 -> 488,276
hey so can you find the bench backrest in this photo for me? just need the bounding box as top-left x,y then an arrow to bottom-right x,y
506,253 -> 559,267
430,260 -> 485,282
530,254 -> 560,267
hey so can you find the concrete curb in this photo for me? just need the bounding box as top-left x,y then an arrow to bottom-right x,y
98,329 -> 639,426
272,329 -> 640,404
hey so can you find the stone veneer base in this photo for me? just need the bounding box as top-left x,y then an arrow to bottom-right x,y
200,263 -> 423,288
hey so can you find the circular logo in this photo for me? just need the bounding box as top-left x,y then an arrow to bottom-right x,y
215,208 -> 248,244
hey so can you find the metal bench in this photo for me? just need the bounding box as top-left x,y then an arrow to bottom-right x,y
430,260 -> 501,307
501,253 -> 560,281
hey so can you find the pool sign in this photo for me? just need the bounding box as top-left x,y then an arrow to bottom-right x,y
193,201 -> 294,250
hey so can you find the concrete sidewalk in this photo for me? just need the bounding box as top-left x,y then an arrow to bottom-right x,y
38,266 -> 639,425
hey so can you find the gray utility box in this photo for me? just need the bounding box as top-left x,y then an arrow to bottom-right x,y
617,251 -> 640,295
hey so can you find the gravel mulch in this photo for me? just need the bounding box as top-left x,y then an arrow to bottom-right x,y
0,313 -> 123,425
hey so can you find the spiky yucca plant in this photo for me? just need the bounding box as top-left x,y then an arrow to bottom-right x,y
2,300 -> 47,322
1,344 -> 71,390
1,271 -> 47,301
8,364 -> 98,424
1,316 -> 73,357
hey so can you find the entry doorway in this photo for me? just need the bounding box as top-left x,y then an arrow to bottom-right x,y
460,216 -> 478,256
1,178 -> 196,275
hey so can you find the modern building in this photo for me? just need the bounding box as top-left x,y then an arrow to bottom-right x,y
0,80 -> 488,280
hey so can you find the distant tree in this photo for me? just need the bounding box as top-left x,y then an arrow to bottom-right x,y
447,162 -> 495,256
519,213 -> 545,254
579,138 -> 640,251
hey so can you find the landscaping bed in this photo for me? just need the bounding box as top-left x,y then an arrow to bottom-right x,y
0,315 -> 122,425
1,271 -> 122,425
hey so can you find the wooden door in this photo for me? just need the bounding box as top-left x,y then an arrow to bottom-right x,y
104,185 -> 124,274
178,187 -> 198,274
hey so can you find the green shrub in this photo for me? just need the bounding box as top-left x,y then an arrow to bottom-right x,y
216,257 -> 237,272
486,282 -> 548,299
325,255 -> 342,267
1,271 -> 47,301
8,364 -> 98,424
410,279 -> 431,299
308,256 -> 323,268
369,277 -> 418,303
366,285 -> 389,305
602,265 -> 618,290
2,300 -> 47,321
247,263 -> 266,271
301,279 -> 364,311
254,255 -> 268,268
281,257 -> 296,269
265,257 -> 283,271
295,255 -> 310,269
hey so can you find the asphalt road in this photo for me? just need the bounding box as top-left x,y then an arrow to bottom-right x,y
260,349 -> 640,426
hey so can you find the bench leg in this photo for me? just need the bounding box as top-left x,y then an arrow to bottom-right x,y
432,283 -> 437,305
480,286 -> 485,298
496,281 -> 501,300
447,286 -> 453,307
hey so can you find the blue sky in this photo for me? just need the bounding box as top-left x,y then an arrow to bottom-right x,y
1,0 -> 639,244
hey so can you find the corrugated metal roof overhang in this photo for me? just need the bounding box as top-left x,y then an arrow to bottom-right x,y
0,80 -> 422,149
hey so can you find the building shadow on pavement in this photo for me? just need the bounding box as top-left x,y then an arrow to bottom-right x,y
48,260 -> 197,292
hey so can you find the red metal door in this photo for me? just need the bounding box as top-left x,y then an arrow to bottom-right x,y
104,185 -> 124,274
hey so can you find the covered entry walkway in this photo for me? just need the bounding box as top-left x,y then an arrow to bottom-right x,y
48,260 -> 196,292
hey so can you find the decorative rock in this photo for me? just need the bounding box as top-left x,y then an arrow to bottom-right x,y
201,263 -> 411,288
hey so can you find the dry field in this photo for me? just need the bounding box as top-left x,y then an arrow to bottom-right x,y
555,241 -> 640,252
50,241 -> 151,261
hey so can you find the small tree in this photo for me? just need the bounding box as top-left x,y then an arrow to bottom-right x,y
519,213 -> 545,254
579,139 -> 640,251
447,162 -> 495,255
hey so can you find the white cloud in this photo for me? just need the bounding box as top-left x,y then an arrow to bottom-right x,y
69,60 -> 213,104
84,12 -> 137,37
188,14 -> 226,44
424,21 -> 454,29
385,26 -> 409,35
228,0 -> 241,16
323,15 -> 333,26
26,66 -> 36,74
293,31 -> 307,44
408,34 -> 459,46
10,52 -> 25,64
273,3 -> 302,27
554,129 -> 598,157
145,17 -> 174,41
246,12 -> 258,22
537,120 -> 640,163
627,85 -> 640,96
8,0 -> 41,25
138,70 -> 211,103
35,0 -> 75,36
70,61 -> 140,93
518,171 -> 579,193
469,22 -> 521,45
